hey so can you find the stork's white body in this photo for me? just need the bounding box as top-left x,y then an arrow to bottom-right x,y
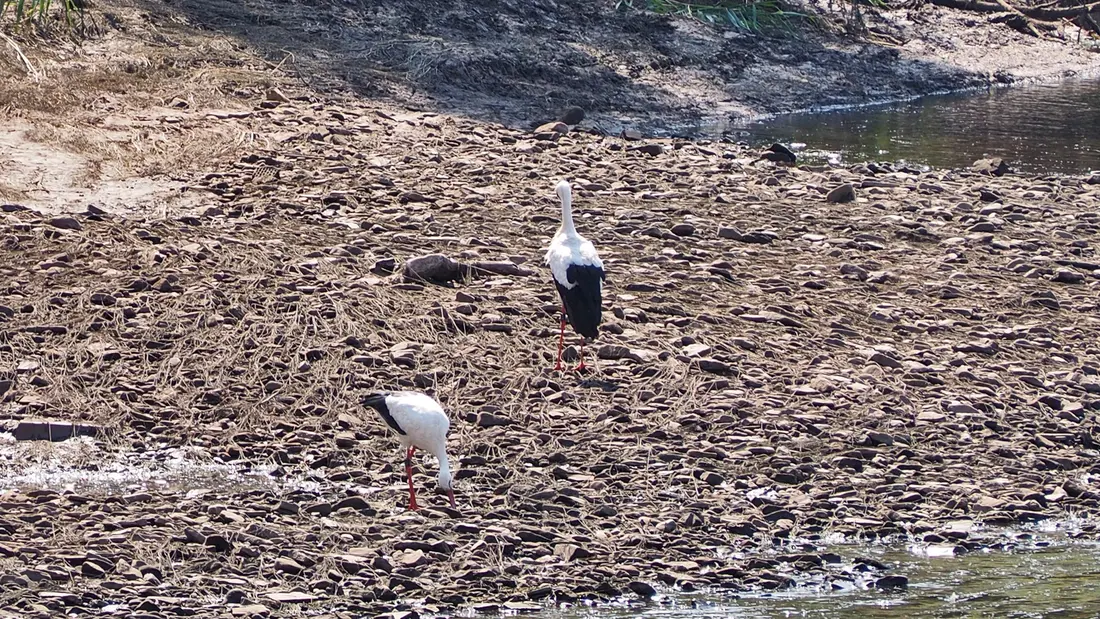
545,188 -> 604,290
383,391 -> 451,453
544,180 -> 606,370
362,391 -> 455,509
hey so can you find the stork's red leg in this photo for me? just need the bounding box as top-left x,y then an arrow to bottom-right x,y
405,446 -> 419,511
554,305 -> 565,371
575,341 -> 587,372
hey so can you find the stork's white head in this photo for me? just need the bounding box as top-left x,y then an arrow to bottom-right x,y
437,457 -> 457,508
555,179 -> 571,204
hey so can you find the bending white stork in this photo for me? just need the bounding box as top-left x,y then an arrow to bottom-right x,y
361,391 -> 456,510
545,179 -> 606,372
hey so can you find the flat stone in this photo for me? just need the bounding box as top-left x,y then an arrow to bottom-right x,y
696,358 -> 734,374
264,592 -> 316,603
393,549 -> 429,568
535,121 -> 569,134
865,432 -> 893,446
553,543 -> 591,561
13,421 -> 100,442
16,361 -> 39,373
1053,268 -> 1085,284
872,575 -> 909,591
273,557 -> 306,575
502,601 -> 543,612
47,217 -> 82,231
476,412 -> 513,427
718,225 -> 743,240
597,345 -> 632,360
628,143 -> 664,156
682,343 -> 712,358
398,190 -> 433,203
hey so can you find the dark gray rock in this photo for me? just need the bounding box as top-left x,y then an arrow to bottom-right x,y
874,575 -> 909,591
558,106 -> 585,125
671,223 -> 695,237
47,217 -> 82,231
404,254 -> 462,283
826,184 -> 856,203
972,158 -> 1010,176
13,421 -> 99,442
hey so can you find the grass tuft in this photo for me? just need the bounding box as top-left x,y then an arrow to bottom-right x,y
1,0 -> 87,37
617,0 -> 815,34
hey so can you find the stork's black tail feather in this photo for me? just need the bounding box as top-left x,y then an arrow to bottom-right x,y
556,264 -> 605,340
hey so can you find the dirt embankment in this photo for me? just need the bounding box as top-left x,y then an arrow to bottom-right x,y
141,0 -> 1100,130
0,1 -> 1098,617
6,0 -> 1097,130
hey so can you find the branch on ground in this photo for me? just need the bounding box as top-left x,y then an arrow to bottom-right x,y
926,0 -> 1100,34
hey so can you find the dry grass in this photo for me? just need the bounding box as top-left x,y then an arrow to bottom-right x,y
0,0 -> 285,187
0,180 -> 28,201
16,120 -> 252,181
0,3 -> 293,216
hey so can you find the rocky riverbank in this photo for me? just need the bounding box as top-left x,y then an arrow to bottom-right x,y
1,93 -> 1100,617
0,0 -> 1098,616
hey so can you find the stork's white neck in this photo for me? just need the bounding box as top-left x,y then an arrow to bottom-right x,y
436,450 -> 453,490
558,182 -> 578,237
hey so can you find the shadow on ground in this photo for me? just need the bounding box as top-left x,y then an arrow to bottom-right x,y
121,0 -> 985,129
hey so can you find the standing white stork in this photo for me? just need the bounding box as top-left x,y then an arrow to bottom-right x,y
545,179 -> 606,372
361,391 -> 456,510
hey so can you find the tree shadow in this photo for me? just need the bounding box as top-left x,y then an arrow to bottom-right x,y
122,0 -> 990,131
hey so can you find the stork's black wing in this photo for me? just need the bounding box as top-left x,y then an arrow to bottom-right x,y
361,392 -> 405,435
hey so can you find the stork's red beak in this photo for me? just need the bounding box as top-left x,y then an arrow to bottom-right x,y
447,489 -> 456,509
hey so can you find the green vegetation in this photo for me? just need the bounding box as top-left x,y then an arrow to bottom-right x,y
616,0 -> 815,33
1,0 -> 86,34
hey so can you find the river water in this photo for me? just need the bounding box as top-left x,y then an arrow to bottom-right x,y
546,531 -> 1100,618
707,79 -> 1100,175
